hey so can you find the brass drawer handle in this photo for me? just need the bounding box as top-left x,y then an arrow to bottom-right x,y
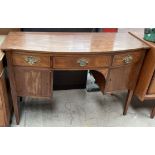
24,56 -> 40,65
77,58 -> 89,67
123,55 -> 133,64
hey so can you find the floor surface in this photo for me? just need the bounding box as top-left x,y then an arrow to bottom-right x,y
11,89 -> 155,127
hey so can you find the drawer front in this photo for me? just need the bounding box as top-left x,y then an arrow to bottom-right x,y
112,51 -> 143,66
12,53 -> 51,68
0,109 -> 5,126
53,55 -> 111,69
147,73 -> 155,94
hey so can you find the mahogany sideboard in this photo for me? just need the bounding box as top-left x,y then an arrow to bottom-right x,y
128,32 -> 155,118
1,32 -> 149,125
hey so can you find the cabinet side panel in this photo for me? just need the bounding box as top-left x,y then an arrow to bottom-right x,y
1,73 -> 11,125
135,48 -> 155,101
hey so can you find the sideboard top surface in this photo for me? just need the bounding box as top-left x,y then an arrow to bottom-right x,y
129,32 -> 155,48
1,32 -> 149,54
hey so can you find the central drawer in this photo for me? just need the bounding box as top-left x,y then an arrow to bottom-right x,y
53,55 -> 112,69
12,52 -> 51,68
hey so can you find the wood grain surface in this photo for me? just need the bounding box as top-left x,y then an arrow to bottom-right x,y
14,67 -> 52,97
53,55 -> 111,69
1,32 -> 149,53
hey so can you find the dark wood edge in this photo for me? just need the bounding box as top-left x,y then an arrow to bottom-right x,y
144,94 -> 155,100
1,47 -> 149,55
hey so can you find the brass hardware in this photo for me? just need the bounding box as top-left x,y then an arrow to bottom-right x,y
24,56 -> 40,65
123,55 -> 133,64
77,58 -> 89,67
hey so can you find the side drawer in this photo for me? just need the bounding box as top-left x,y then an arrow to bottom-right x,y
53,55 -> 112,69
112,51 -> 143,67
147,73 -> 155,94
12,52 -> 51,68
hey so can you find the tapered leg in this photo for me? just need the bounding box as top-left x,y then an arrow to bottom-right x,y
19,97 -> 23,102
18,96 -> 24,103
13,97 -> 20,124
6,52 -> 20,125
150,106 -> 155,119
123,90 -> 134,115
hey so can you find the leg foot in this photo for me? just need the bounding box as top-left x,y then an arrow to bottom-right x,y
150,106 -> 155,119
19,97 -> 23,102
123,90 -> 134,115
13,98 -> 20,125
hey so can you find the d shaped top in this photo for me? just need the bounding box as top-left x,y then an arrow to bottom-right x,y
1,32 -> 149,54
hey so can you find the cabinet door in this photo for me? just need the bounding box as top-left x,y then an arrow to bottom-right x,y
105,65 -> 138,92
14,67 -> 52,97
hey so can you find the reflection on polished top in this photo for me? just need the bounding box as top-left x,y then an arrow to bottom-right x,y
1,32 -> 149,53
